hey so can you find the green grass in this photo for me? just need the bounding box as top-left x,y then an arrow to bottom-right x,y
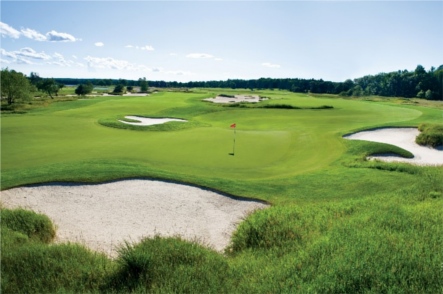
416,122 -> 443,147
1,89 -> 443,293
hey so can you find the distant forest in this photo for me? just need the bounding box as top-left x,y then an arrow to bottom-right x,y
53,65 -> 443,100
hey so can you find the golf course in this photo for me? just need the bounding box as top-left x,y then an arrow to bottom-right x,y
1,89 -> 443,293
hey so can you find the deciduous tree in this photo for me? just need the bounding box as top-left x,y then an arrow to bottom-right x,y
75,83 -> 93,96
138,77 -> 148,92
38,78 -> 63,98
1,68 -> 33,105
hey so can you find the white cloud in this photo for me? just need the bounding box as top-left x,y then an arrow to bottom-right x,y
95,42 -> 104,47
15,47 -> 51,60
215,58 -> 223,61
21,28 -> 47,41
0,48 -> 17,59
85,56 -> 134,71
16,58 -> 33,65
0,22 -> 20,38
169,53 -> 178,56
0,22 -> 80,43
0,58 -> 11,64
165,70 -> 192,76
46,30 -> 80,42
262,62 -> 281,68
72,55 -> 78,59
49,52 -> 74,67
140,45 -> 154,51
186,53 -> 214,59
127,44 -> 154,51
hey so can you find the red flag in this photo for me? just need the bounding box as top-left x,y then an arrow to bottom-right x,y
230,123 -> 236,128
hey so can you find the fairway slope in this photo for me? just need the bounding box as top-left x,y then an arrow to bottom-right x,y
1,179 -> 268,257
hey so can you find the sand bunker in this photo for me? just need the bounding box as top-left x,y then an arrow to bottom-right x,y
203,94 -> 264,104
344,127 -> 443,166
1,180 -> 268,257
119,116 -> 187,126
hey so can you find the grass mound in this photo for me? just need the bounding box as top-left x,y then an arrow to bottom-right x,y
1,208 -> 56,243
1,208 -> 111,294
108,236 -> 229,293
2,243 -> 111,294
416,123 -> 443,147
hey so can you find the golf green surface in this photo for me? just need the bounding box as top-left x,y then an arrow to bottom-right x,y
0,90 -> 430,196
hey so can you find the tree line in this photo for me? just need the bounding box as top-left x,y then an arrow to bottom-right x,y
53,64 -> 442,100
1,65 -> 442,106
146,65 -> 442,100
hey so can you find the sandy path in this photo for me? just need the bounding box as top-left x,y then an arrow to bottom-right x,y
1,180 -> 268,257
344,127 -> 443,165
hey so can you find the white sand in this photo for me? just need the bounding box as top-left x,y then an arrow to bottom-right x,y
203,94 -> 263,104
344,127 -> 443,166
1,180 -> 268,257
119,116 -> 187,126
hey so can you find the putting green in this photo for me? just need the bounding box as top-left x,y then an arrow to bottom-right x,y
1,91 -> 422,188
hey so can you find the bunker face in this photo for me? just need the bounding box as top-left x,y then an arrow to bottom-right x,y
1,180 -> 268,257
344,127 -> 443,166
119,116 -> 187,126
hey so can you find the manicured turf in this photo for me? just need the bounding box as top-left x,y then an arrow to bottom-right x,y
0,90 -> 422,189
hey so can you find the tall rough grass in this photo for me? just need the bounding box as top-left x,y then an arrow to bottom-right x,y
2,169 -> 442,293
227,182 -> 443,293
416,123 -> 443,147
107,236 -> 229,293
1,208 -> 112,294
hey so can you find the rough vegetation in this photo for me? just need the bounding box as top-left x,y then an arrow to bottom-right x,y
416,123 -> 443,147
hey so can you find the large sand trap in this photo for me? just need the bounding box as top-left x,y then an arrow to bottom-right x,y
1,180 -> 268,257
119,116 -> 187,126
344,127 -> 443,166
203,94 -> 264,104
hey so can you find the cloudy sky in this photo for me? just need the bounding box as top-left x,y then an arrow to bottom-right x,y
1,1 -> 442,82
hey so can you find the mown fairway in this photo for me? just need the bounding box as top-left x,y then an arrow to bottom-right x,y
1,90 -> 443,293
0,90 -> 423,190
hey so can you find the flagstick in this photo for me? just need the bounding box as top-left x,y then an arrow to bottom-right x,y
232,127 -> 236,155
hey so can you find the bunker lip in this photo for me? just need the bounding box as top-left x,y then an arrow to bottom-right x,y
1,179 -> 268,258
344,127 -> 443,166
119,116 -> 187,126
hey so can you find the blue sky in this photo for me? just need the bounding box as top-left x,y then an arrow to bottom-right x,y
1,1 -> 442,82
